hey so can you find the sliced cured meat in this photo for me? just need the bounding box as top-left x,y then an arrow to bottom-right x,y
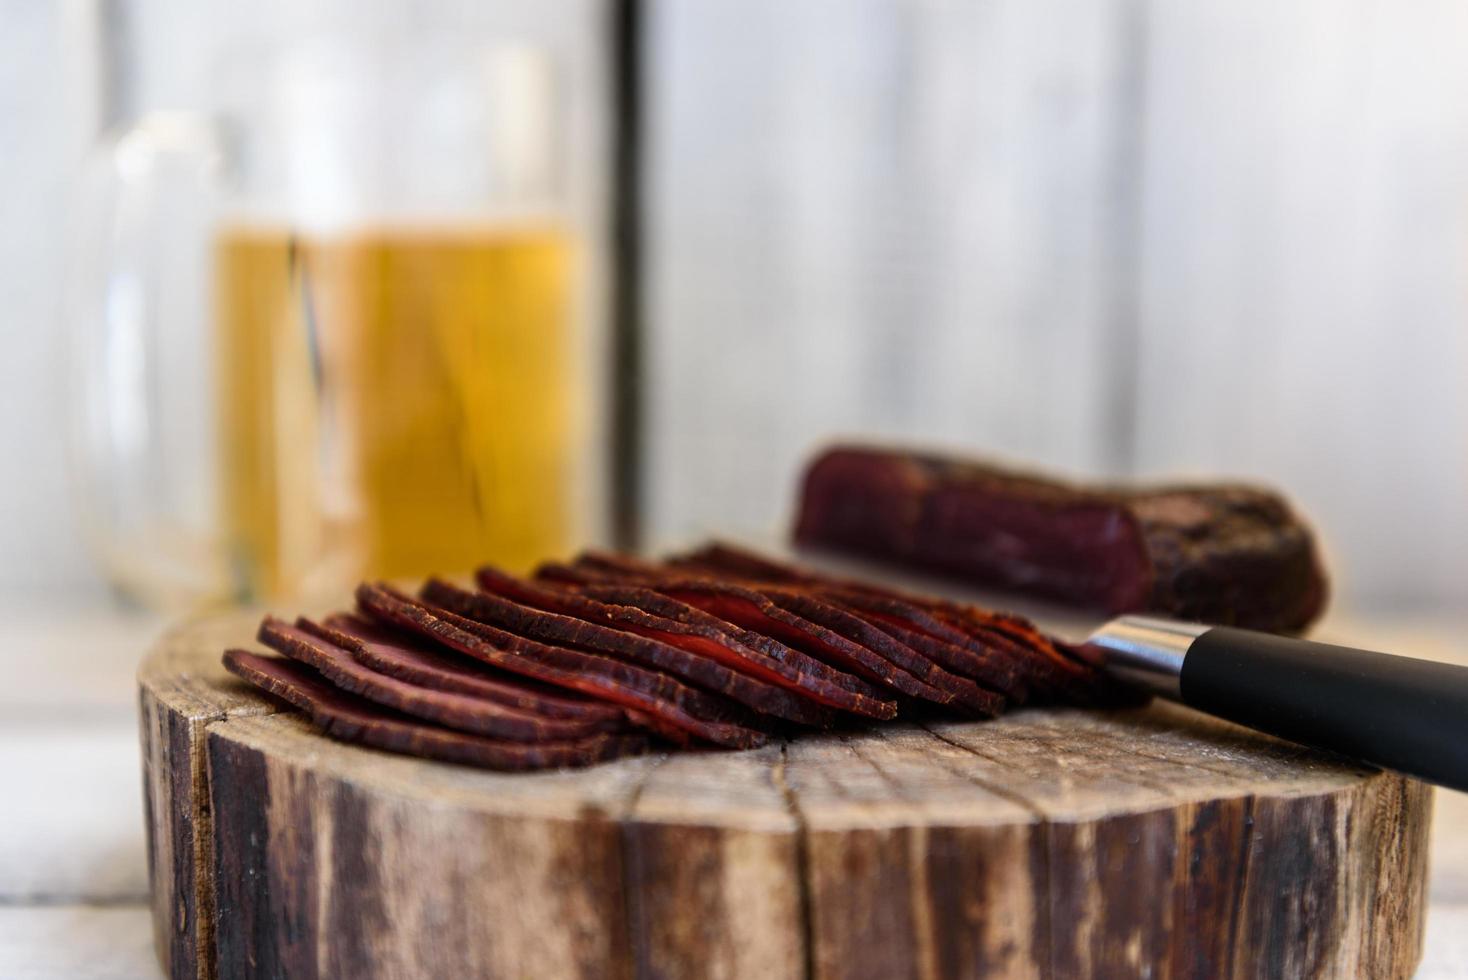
571,570 -> 966,709
421,578 -> 833,728
258,617 -> 619,742
585,548 -> 1007,712
572,551 -> 666,578
651,582 -> 963,707
667,543 -> 1087,694
667,542 -> 807,583
793,445 -> 1327,632
311,614 -> 626,724
550,579 -> 900,717
355,583 -> 768,749
755,587 -> 1004,715
222,649 -> 649,771
480,567 -> 895,721
830,604 -> 1029,702
544,577 -> 861,694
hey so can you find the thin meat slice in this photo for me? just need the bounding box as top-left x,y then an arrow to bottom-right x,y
423,578 -> 833,728
355,583 -> 767,749
480,568 -> 895,721
827,604 -> 1029,702
258,618 -> 619,742
568,566 -> 965,709
649,581 -> 963,707
668,543 -> 1091,694
305,614 -> 628,725
755,587 -> 1005,715
796,586 -> 1086,699
584,548 -> 1009,707
550,579 -> 900,718
560,556 -> 971,699
222,649 -> 648,771
816,588 -> 1053,692
537,566 -> 863,692
574,551 -> 668,578
664,545 -> 1038,695
668,542 -> 808,582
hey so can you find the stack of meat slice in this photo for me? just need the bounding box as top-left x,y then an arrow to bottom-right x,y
223,543 -> 1126,771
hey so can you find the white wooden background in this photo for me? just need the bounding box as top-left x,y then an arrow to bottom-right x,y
4,0 -> 1467,608
4,4 -> 1468,977
641,0 -> 1468,609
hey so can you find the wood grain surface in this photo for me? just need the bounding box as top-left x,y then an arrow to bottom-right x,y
141,611 -> 1431,979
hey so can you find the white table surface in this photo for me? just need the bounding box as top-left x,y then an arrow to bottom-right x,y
0,601 -> 1464,979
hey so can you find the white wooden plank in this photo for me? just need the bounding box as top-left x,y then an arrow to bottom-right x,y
0,0 -> 109,595
0,718 -> 147,903
643,0 -> 1139,545
1132,0 -> 1468,605
0,905 -> 158,980
1419,904 -> 1468,980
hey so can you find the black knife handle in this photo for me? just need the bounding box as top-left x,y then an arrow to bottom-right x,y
1180,626 -> 1468,791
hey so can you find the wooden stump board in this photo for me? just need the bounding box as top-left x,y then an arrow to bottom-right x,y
140,611 -> 1432,980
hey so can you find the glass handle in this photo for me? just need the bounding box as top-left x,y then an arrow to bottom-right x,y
66,111 -> 229,608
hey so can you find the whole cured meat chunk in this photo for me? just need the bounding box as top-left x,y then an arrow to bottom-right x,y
793,446 -> 1328,632
222,650 -> 649,770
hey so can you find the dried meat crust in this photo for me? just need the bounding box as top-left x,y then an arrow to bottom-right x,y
546,581 -> 899,721
222,650 -> 650,770
258,618 -> 617,742
509,570 -> 898,720
565,554 -> 1010,711
792,446 -> 1328,632
424,577 -> 834,728
562,564 -> 965,709
311,614 -> 627,724
356,583 -> 768,749
670,543 -> 1091,696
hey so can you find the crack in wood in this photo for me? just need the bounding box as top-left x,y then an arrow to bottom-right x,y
618,753 -> 671,980
191,706 -> 273,980
1018,715 -> 1376,789
932,718 -> 1247,800
841,734 -> 912,800
1222,794 -> 1257,978
917,725 -> 1054,821
774,741 -> 816,980
917,725 -> 1055,980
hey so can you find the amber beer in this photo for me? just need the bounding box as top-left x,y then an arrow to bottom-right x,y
214,223 -> 575,598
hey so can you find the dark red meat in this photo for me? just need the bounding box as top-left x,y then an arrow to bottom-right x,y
312,614 -> 629,724
356,583 -> 768,749
793,446 -> 1328,632
422,577 -> 834,728
222,649 -> 649,770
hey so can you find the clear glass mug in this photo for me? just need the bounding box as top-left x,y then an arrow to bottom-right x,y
68,26 -> 603,609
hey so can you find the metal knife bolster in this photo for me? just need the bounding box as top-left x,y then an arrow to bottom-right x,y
1083,615 -> 1210,699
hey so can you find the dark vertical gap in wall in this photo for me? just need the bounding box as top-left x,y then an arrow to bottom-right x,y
98,0 -> 134,130
610,0 -> 644,550
1103,0 -> 1150,478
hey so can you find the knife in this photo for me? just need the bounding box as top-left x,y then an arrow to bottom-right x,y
1084,616 -> 1468,791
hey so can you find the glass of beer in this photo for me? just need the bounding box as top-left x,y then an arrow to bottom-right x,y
68,33 -> 599,607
